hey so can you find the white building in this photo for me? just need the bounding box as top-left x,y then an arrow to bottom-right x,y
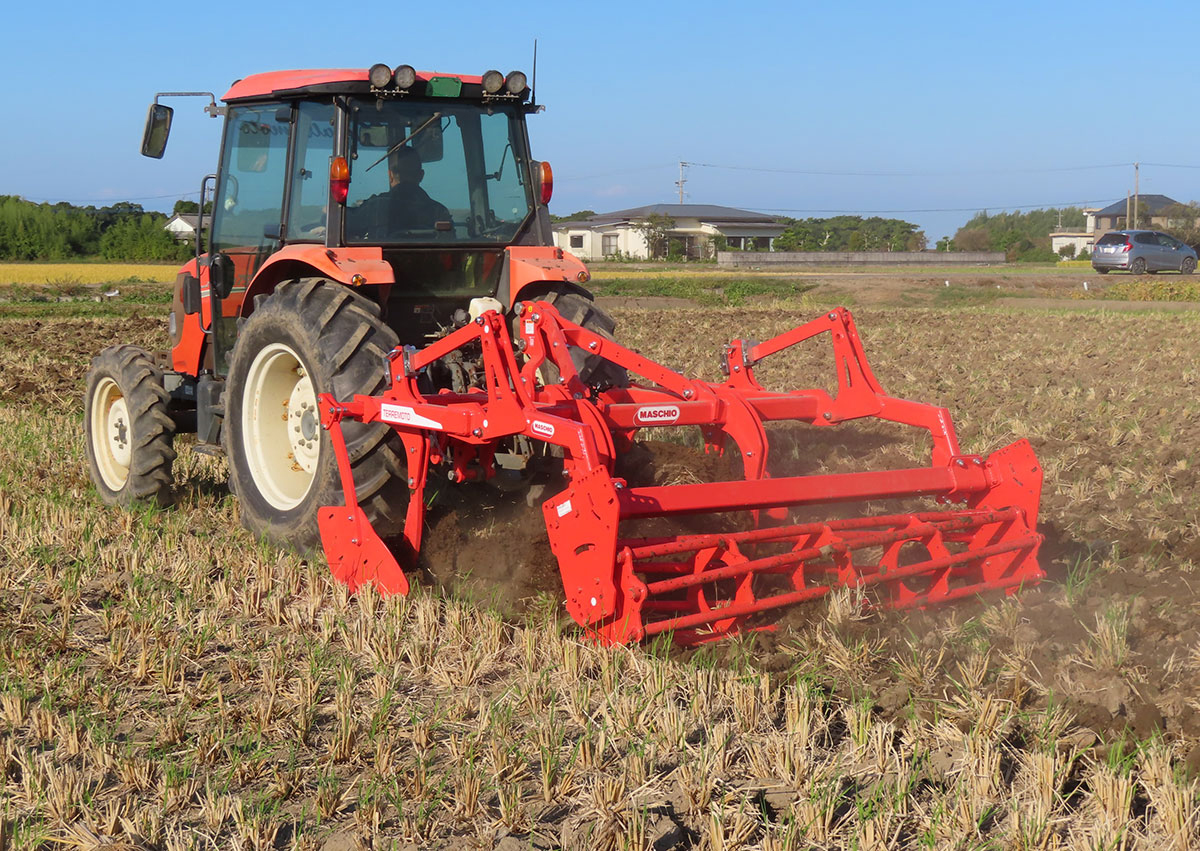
1050,206 -> 1100,258
553,204 -> 785,261
163,214 -> 211,242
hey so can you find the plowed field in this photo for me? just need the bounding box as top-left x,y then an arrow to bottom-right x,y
2,272 -> 1199,849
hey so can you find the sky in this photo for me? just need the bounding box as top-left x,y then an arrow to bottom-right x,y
7,0 -> 1200,242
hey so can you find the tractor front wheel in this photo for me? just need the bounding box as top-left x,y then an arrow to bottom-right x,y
224,279 -> 407,549
84,345 -> 176,506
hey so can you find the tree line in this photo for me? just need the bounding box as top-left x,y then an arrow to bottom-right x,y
1157,202 -> 1200,249
0,196 -> 196,263
946,207 -> 1086,262
774,216 -> 927,252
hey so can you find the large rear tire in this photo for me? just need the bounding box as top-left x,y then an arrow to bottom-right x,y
224,279 -> 407,549
524,290 -> 628,389
1131,257 -> 1147,275
84,345 -> 176,507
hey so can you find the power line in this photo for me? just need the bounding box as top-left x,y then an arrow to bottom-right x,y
748,198 -> 1121,215
686,162 -> 1132,178
1140,162 -> 1200,170
18,190 -> 201,205
558,164 -> 676,182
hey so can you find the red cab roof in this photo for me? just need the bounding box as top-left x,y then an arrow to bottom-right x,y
222,68 -> 484,102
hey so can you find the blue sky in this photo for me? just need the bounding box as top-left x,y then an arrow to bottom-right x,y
7,0 -> 1200,241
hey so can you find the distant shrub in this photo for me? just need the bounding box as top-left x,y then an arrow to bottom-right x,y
1102,279 -> 1200,301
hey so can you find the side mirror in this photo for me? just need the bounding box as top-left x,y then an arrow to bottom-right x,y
209,253 -> 236,299
141,104 -> 174,159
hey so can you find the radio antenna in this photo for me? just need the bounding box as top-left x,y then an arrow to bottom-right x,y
530,39 -> 538,109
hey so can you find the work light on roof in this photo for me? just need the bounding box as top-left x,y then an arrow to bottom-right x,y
504,71 -> 527,95
393,65 -> 417,89
481,70 -> 504,94
368,63 -> 393,88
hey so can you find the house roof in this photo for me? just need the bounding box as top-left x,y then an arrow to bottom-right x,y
1093,195 -> 1181,217
554,204 -> 783,231
587,204 -> 780,224
165,214 -> 211,230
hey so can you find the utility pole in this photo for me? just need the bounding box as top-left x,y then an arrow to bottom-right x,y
1134,162 -> 1140,228
675,161 -> 688,204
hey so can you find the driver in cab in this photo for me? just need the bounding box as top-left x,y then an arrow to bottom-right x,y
348,145 -> 450,237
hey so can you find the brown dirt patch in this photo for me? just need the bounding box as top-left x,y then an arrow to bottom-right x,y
0,316 -> 165,408
417,486 -> 562,617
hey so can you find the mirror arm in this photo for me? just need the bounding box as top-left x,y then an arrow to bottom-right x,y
153,91 -> 226,118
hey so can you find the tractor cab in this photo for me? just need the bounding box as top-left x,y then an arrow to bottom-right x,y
143,65 -> 577,374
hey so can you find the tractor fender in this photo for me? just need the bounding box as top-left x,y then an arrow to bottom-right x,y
511,278 -> 595,308
501,245 -> 593,308
242,245 -> 395,315
170,257 -> 208,375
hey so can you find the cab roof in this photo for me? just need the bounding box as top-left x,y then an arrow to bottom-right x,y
222,68 -> 485,102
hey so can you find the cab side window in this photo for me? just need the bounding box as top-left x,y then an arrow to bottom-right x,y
287,102 -> 336,241
211,107 -> 290,285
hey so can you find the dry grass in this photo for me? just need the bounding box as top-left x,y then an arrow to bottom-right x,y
0,262 -> 177,286
2,294 -> 1200,847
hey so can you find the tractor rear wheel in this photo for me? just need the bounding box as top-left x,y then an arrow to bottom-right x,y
84,345 -> 176,506
524,290 -> 628,389
223,279 -> 407,549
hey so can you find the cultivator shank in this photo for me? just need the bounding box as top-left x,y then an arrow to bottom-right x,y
318,302 -> 1044,645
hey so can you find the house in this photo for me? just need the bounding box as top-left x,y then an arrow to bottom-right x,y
553,204 -> 786,261
1091,194 -> 1184,234
163,213 -> 211,242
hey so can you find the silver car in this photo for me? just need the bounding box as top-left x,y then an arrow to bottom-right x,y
1092,229 -> 1197,275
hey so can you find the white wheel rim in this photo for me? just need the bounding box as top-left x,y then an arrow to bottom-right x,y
242,343 -> 320,511
91,377 -> 131,491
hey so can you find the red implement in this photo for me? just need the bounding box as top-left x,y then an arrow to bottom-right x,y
318,303 -> 1043,645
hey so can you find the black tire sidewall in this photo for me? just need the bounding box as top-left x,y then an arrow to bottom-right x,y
83,345 -> 175,506
224,304 -> 344,546
515,289 -> 628,389
224,280 -> 406,549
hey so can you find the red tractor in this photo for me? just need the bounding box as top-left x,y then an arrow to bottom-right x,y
86,64 -> 617,547
86,63 -> 1044,645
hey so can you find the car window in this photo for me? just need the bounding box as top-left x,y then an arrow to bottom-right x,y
1134,233 -> 1156,245
1096,233 -> 1126,245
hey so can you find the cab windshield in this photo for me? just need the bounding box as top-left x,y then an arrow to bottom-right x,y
344,98 -> 533,245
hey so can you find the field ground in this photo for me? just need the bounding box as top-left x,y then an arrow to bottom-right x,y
1,265 -> 1200,848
